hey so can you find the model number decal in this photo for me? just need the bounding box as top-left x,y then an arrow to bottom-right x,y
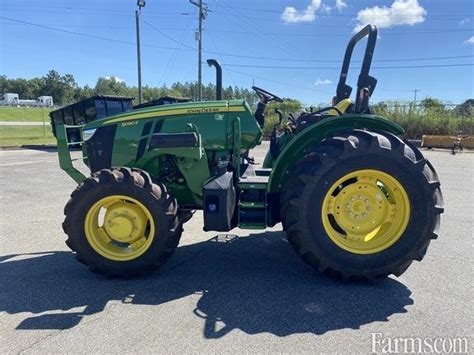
121,120 -> 138,127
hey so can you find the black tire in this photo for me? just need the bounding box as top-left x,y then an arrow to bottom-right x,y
63,167 -> 183,277
281,129 -> 443,281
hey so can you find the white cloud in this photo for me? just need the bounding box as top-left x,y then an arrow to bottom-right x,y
335,0 -> 347,12
459,18 -> 471,26
105,76 -> 125,83
465,36 -> 474,45
315,78 -> 332,85
354,0 -> 426,32
321,4 -> 332,14
281,0 -> 322,24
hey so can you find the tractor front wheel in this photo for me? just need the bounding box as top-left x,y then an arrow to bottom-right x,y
63,167 -> 182,276
281,129 -> 443,281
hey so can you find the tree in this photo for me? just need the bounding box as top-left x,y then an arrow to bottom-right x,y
94,76 -> 129,96
420,97 -> 446,114
41,70 -> 78,104
454,99 -> 474,117
73,85 -> 95,101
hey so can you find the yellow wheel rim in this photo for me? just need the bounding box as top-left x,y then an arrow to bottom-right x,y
321,169 -> 410,254
84,195 -> 155,261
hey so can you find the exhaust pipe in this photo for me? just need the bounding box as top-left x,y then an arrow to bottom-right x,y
207,59 -> 222,100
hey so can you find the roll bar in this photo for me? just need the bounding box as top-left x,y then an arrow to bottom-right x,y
207,59 -> 223,100
336,25 -> 378,113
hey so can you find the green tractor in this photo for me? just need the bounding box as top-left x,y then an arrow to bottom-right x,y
51,25 -> 443,280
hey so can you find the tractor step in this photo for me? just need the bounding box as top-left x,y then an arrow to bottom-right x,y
239,201 -> 266,209
238,222 -> 267,230
238,175 -> 269,189
237,175 -> 268,229
255,168 -> 271,177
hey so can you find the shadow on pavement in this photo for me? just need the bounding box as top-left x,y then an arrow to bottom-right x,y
0,231 -> 413,337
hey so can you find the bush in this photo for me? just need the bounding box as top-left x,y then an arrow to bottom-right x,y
261,100 -> 474,140
372,101 -> 473,138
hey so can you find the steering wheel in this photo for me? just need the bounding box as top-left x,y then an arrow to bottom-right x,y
252,86 -> 283,103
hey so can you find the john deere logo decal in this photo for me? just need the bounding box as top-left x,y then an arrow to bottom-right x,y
186,108 -> 220,114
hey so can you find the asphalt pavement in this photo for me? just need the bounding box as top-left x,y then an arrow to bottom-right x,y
0,143 -> 473,354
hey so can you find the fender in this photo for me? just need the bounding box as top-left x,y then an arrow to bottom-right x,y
266,114 -> 404,193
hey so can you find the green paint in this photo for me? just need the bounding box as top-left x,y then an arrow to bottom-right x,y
266,114 -> 405,193
56,124 -> 87,184
54,97 -> 406,230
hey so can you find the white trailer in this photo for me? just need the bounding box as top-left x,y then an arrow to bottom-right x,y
37,96 -> 54,107
0,93 -> 20,105
0,93 -> 54,107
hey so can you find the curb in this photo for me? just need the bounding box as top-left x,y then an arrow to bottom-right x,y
1,144 -> 57,151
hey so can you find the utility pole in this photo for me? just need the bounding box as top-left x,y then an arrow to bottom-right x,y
190,0 -> 209,101
136,1 -> 146,104
412,89 -> 420,106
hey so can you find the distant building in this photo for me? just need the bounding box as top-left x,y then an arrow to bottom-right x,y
0,93 -> 54,107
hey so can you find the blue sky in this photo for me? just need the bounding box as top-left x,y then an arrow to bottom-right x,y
0,0 -> 473,106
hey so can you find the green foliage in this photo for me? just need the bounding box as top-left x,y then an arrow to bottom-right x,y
95,76 -> 129,96
372,100 -> 474,138
1,71 -> 79,105
1,71 -> 472,140
454,99 -> 474,117
0,70 -> 260,106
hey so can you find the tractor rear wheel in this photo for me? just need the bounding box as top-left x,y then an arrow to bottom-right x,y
281,129 -> 443,281
63,167 -> 182,277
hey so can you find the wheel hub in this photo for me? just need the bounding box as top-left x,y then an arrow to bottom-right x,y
84,195 -> 155,261
322,169 -> 410,254
104,202 -> 147,243
333,182 -> 389,236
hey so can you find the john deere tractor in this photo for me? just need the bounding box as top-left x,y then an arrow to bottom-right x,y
51,25 -> 443,280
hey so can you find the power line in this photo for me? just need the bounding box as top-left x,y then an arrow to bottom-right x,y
209,3 -> 474,19
4,22 -> 471,35
0,7 -> 191,19
210,9 -> 473,24
4,5 -> 470,24
5,2 -> 473,20
226,68 -> 333,95
222,63 -> 474,70
204,52 -> 474,63
0,16 -> 143,46
0,5 -> 191,16
143,20 -> 195,50
157,14 -> 196,86
2,16 -> 473,67
203,28 -> 474,37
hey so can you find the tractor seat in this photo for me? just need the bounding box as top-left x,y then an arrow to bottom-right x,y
329,98 -> 353,115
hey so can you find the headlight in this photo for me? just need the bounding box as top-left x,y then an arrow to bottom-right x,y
82,128 -> 97,142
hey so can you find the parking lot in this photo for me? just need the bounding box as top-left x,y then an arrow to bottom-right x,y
0,144 -> 473,353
